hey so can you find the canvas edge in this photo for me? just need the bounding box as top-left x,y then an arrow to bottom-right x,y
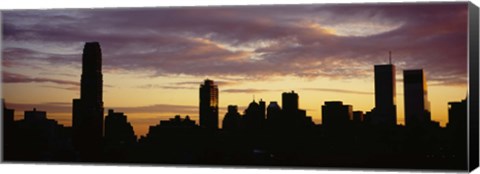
468,1 -> 480,172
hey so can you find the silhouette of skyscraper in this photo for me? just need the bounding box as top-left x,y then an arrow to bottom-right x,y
373,62 -> 397,126
259,99 -> 266,122
243,100 -> 264,130
447,98 -> 467,130
2,99 -> 15,158
403,69 -> 431,127
352,111 -> 364,123
2,99 -> 14,127
447,98 -> 467,165
322,101 -> 353,127
72,42 -> 104,160
199,79 -> 218,129
282,91 -> 299,112
266,101 -> 281,121
280,91 -> 314,129
105,109 -> 136,146
222,105 -> 242,131
24,108 -> 47,122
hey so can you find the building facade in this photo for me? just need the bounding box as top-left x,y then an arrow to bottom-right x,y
373,64 -> 397,126
403,69 -> 431,127
72,42 -> 104,160
199,79 -> 219,129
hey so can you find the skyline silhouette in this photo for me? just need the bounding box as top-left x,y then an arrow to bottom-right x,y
1,49 -> 467,136
2,3 -> 470,137
2,65 -> 471,169
1,2 -> 476,171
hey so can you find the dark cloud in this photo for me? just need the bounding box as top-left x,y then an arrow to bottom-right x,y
6,102 -> 71,113
41,85 -> 80,91
5,101 -> 198,116
2,3 -> 468,86
222,88 -> 275,93
136,80 -> 239,90
136,84 -> 195,90
3,71 -> 80,86
302,88 -> 374,95
106,104 -> 197,114
173,80 -> 238,86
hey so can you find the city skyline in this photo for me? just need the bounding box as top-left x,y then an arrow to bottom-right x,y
2,3 -> 468,136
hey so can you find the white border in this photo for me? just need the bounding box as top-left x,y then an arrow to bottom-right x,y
0,0 -> 479,174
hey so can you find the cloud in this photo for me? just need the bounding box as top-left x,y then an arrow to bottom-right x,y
222,88 -> 275,93
5,102 -> 71,113
136,79 -> 239,90
106,104 -> 197,115
173,80 -> 238,86
4,101 -> 198,116
136,84 -> 195,90
2,3 -> 468,86
302,88 -> 374,95
3,71 -> 80,86
41,85 -> 80,91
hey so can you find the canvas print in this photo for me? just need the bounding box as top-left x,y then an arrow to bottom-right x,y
1,2 -> 478,171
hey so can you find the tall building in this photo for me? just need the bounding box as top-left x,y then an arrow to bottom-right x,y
447,98 -> 467,163
277,91 -> 313,129
259,99 -> 266,121
353,111 -> 364,123
403,69 -> 431,127
373,61 -> 397,126
243,100 -> 264,130
222,105 -> 242,131
447,98 -> 467,130
72,42 -> 104,160
2,99 -> 15,157
199,79 -> 219,129
282,91 -> 299,112
266,101 -> 281,121
2,99 -> 14,126
104,109 -> 136,146
322,101 -> 353,127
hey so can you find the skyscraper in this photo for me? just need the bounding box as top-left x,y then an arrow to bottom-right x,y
403,69 -> 431,127
447,98 -> 467,129
321,101 -> 353,127
243,100 -> 264,130
2,99 -> 14,127
72,42 -> 104,160
105,109 -> 136,146
282,91 -> 299,112
2,99 -> 14,157
259,99 -> 266,121
222,105 -> 242,131
199,79 -> 219,129
267,101 -> 281,121
373,61 -> 397,126
447,98 -> 467,164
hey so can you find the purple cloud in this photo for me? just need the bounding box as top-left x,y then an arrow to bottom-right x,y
2,3 -> 469,86
222,88 -> 275,93
5,101 -> 198,115
302,88 -> 374,95
3,71 -> 80,86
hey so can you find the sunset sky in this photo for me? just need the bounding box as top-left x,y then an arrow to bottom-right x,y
1,2 -> 469,137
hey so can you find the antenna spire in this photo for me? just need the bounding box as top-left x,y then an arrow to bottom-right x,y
389,51 -> 392,64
